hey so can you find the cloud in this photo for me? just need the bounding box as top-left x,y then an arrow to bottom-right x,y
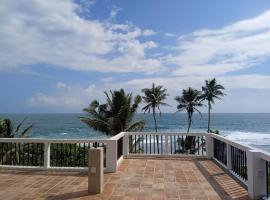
109,5 -> 121,20
56,82 -> 67,89
29,83 -> 104,110
101,76 -> 114,82
0,0 -> 163,74
164,33 -> 176,37
29,93 -> 83,108
166,10 -> 270,76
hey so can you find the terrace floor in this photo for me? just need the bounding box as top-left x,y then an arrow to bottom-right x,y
0,158 -> 250,200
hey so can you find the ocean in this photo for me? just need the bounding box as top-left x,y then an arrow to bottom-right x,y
1,113 -> 270,152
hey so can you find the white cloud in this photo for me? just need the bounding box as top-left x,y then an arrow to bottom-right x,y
166,10 -> 270,76
56,82 -> 67,89
0,0 -> 163,74
108,5 -> 121,20
29,93 -> 83,108
164,33 -> 176,37
101,76 -> 114,82
29,83 -> 104,110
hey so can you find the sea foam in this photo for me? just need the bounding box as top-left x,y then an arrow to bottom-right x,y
224,131 -> 270,146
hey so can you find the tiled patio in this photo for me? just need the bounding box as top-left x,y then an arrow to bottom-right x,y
0,158 -> 250,200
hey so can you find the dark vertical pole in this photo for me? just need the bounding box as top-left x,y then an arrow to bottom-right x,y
197,137 -> 199,155
150,135 -> 151,154
135,135 -> 137,153
153,135 -> 155,154
146,135 -> 148,154
266,161 -> 269,198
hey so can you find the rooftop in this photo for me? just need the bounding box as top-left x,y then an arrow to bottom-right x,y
0,158 -> 249,200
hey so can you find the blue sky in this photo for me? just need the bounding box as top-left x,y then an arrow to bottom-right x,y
1,0 -> 270,113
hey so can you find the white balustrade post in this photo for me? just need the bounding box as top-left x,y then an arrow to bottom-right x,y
247,150 -> 267,199
123,133 -> 129,156
226,144 -> 232,169
105,140 -> 118,173
205,134 -> 214,159
44,143 -> 50,169
165,135 -> 169,155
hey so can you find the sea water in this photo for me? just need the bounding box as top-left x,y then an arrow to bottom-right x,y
1,113 -> 270,152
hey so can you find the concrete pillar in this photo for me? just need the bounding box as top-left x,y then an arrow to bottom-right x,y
88,147 -> 104,194
105,140 -> 117,172
247,150 -> 267,199
165,135 -> 169,155
205,134 -> 214,159
44,143 -> 50,169
123,134 -> 129,156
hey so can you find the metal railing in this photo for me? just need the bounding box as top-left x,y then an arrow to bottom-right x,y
0,138 -> 117,172
231,145 -> 247,181
213,138 -> 227,166
126,132 -> 206,156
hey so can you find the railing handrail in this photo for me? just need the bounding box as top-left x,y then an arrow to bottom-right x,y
208,133 -> 253,151
0,138 -> 111,144
260,151 -> 270,162
124,132 -> 207,137
110,132 -> 125,140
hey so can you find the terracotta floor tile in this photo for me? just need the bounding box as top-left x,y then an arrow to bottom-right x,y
0,158 -> 250,200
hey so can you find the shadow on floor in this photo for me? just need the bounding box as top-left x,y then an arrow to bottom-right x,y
195,160 -> 250,200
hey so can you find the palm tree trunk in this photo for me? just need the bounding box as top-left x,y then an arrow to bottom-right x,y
153,108 -> 159,154
185,112 -> 194,152
207,101 -> 211,133
187,113 -> 191,133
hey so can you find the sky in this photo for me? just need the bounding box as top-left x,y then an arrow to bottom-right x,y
1,0 -> 270,113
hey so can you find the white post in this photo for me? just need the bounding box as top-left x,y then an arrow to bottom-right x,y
247,150 -> 267,199
123,134 -> 129,156
227,144 -> 232,169
44,143 -> 50,169
105,140 -> 117,173
88,147 -> 104,194
205,134 -> 214,159
165,135 -> 169,155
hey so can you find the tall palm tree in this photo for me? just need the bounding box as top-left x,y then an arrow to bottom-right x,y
80,89 -> 145,136
201,78 -> 225,133
141,83 -> 169,153
175,87 -> 203,152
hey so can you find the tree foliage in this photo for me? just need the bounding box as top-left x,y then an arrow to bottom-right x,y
201,78 -> 225,132
80,89 -> 145,136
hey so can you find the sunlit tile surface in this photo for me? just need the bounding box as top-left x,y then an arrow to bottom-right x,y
0,158 -> 249,200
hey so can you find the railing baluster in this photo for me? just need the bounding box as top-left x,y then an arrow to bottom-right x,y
134,135 -> 137,153
150,135 -> 151,154
266,161 -> 269,198
146,135 -> 148,154
173,136 -> 176,154
197,137 -> 199,155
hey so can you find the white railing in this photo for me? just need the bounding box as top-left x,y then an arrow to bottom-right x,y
1,131 -> 270,199
123,132 -> 207,156
0,136 -> 124,173
207,133 -> 270,199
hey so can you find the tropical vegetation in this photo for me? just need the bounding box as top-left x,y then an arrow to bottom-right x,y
201,78 -> 225,132
175,87 -> 204,152
141,83 -> 169,153
0,118 -> 33,165
80,89 -> 145,136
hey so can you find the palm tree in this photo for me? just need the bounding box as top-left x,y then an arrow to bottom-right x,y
201,78 -> 225,133
141,83 -> 169,153
80,89 -> 145,136
175,87 -> 203,152
0,117 -> 32,138
0,118 -> 33,165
